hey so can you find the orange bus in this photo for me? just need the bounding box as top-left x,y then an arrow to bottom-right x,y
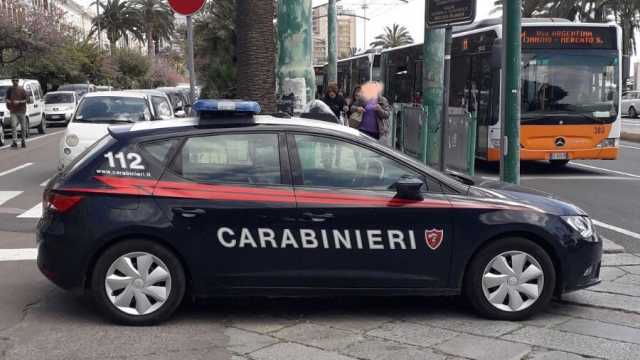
374,18 -> 622,167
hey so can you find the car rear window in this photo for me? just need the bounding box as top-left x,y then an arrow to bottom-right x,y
74,96 -> 151,123
140,139 -> 180,164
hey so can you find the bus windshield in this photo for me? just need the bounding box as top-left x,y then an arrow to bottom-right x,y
521,51 -> 619,124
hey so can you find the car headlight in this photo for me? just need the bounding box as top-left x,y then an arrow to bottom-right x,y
562,216 -> 595,239
65,134 -> 79,147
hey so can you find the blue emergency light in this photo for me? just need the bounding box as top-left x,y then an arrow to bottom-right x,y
193,99 -> 261,115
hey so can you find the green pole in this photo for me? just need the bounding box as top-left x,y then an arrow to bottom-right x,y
327,0 -> 337,83
277,0 -> 316,113
422,27 -> 445,167
500,0 -> 521,184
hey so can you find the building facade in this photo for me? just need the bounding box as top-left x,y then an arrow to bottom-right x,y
312,4 -> 357,66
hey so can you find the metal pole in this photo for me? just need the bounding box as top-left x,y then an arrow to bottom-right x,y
327,0 -> 337,83
422,24 -> 445,167
438,26 -> 452,172
186,15 -> 196,104
500,0 -> 521,184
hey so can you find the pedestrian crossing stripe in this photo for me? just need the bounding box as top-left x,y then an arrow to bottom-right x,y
0,248 -> 37,262
0,191 -> 23,207
17,203 -> 42,219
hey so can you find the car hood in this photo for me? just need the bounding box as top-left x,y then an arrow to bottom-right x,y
468,180 -> 586,216
66,122 -> 110,145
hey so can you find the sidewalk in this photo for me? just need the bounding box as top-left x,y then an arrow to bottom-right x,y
217,248 -> 640,360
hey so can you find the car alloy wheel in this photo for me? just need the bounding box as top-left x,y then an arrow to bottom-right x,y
104,252 -> 172,316
481,251 -> 544,312
630,107 -> 638,118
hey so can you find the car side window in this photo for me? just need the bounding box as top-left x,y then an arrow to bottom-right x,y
293,134 -> 422,190
174,133 -> 282,185
141,139 -> 180,164
152,96 -> 173,120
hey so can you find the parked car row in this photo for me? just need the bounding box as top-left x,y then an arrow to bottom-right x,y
59,88 -> 191,169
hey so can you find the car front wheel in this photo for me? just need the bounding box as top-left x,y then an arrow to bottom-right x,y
630,106 -> 638,118
464,237 -> 556,321
91,239 -> 186,325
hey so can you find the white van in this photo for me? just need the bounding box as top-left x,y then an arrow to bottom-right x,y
0,79 -> 46,145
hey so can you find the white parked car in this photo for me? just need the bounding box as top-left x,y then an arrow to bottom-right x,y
44,91 -> 77,126
622,90 -> 640,118
59,91 -> 174,169
0,79 -> 46,144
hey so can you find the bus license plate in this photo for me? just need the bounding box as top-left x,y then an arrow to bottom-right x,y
551,153 -> 568,160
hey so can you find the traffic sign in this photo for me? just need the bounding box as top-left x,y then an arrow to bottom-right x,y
426,0 -> 476,27
168,0 -> 205,16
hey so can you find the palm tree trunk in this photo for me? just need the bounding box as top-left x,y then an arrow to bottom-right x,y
235,0 -> 277,112
147,29 -> 154,57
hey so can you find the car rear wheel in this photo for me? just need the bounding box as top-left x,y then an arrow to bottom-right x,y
0,124 -> 5,146
630,106 -> 638,118
91,240 -> 186,325
464,237 -> 556,321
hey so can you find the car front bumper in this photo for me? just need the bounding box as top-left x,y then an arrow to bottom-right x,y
559,235 -> 603,294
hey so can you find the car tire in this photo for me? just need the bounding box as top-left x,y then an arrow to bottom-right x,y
90,239 -> 186,326
630,107 -> 638,118
464,237 -> 556,321
38,117 -> 46,134
0,124 -> 5,146
549,159 -> 569,168
24,117 -> 30,139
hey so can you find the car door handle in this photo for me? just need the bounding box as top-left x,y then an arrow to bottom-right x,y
302,212 -> 334,222
172,208 -> 206,218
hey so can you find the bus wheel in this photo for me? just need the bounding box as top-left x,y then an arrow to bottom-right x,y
630,107 -> 638,118
549,160 -> 569,168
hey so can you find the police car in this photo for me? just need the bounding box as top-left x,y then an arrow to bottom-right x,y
37,100 -> 602,325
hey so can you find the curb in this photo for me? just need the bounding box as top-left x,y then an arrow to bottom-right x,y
622,132 -> 640,143
603,237 -> 625,254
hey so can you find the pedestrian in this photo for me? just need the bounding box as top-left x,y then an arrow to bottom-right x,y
5,77 -> 28,149
322,82 -> 348,121
350,81 -> 391,144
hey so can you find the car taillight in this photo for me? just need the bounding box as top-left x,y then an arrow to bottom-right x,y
46,193 -> 84,213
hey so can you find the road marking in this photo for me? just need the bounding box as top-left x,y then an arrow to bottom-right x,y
0,248 -> 37,262
0,163 -> 33,177
621,144 -> 640,151
0,191 -> 23,206
593,220 -> 640,241
18,203 -> 42,219
40,177 -> 52,187
570,162 -> 640,179
0,130 -> 64,150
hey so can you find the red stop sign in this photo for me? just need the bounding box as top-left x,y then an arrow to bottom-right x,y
168,0 -> 205,16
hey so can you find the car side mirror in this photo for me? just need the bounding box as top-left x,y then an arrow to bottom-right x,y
394,176 -> 425,201
175,110 -> 186,118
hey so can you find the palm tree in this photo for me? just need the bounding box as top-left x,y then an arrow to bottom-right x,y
90,0 -> 143,54
132,0 -> 175,57
370,24 -> 414,49
235,0 -> 277,112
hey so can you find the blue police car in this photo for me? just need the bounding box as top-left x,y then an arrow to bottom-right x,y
37,100 -> 602,325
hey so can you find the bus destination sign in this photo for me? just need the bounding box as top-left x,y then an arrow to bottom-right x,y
427,0 -> 476,27
522,27 -> 617,50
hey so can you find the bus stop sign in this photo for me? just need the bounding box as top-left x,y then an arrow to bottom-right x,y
426,0 -> 476,27
168,0 -> 205,16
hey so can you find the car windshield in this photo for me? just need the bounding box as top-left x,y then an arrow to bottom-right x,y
0,86 -> 9,103
45,93 -> 74,104
74,96 -> 150,123
521,51 -> 619,124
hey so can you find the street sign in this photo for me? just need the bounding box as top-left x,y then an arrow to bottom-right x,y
426,0 -> 476,27
168,0 -> 205,16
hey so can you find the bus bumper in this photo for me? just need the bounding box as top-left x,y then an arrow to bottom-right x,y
486,147 -> 619,161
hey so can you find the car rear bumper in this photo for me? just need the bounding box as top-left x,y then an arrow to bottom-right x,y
486,147 -> 619,161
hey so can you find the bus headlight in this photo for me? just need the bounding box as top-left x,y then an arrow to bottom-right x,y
490,139 -> 501,148
597,138 -> 617,148
65,134 -> 79,147
562,216 -> 596,240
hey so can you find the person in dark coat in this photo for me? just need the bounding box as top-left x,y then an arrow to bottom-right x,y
322,82 -> 347,119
